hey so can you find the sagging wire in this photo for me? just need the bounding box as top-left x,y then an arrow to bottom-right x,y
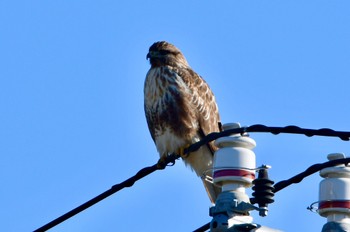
33,154 -> 180,232
185,124 -> 350,156
273,157 -> 350,192
34,125 -> 350,231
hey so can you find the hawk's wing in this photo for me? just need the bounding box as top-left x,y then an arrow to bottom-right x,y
180,68 -> 221,146
144,103 -> 156,143
175,67 -> 222,203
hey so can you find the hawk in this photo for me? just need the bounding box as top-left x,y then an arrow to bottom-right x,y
144,41 -> 221,203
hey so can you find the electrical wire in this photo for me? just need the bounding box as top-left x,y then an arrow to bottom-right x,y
273,157 -> 350,193
185,124 -> 349,155
33,154 -> 179,232
33,125 -> 350,231
193,223 -> 210,232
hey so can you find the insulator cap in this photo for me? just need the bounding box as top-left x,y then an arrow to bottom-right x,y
213,123 -> 256,187
318,153 -> 350,219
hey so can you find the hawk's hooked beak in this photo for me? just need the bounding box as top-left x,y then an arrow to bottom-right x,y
146,51 -> 159,60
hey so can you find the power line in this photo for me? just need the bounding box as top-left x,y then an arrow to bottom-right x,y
33,154 -> 179,232
273,157 -> 350,192
33,124 -> 350,231
185,124 -> 349,155
193,223 -> 210,232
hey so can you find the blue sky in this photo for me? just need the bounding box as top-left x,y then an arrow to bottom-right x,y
1,1 -> 349,231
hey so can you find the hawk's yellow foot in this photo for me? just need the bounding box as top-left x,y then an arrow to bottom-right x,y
176,144 -> 191,158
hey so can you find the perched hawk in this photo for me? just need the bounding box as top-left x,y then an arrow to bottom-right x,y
144,41 -> 221,203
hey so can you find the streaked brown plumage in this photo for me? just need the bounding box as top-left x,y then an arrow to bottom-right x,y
144,41 -> 221,203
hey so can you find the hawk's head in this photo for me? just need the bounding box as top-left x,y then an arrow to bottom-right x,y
147,41 -> 189,68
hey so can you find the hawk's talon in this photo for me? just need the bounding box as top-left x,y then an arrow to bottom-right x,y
177,144 -> 191,158
157,156 -> 168,169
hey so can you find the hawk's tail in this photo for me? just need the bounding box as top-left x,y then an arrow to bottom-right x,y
202,178 -> 221,204
184,142 -> 221,204
202,141 -> 221,203
201,131 -> 221,204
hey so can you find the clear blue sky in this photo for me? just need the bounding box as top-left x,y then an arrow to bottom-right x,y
1,1 -> 349,231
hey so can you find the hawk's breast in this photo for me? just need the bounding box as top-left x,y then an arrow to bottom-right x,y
144,66 -> 198,156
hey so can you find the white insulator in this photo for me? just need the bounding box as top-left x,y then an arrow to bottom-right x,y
213,123 -> 256,190
318,153 -> 350,219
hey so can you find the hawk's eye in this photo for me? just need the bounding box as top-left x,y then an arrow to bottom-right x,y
159,50 -> 170,55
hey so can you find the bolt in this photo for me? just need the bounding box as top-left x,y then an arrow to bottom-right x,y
259,207 -> 268,217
